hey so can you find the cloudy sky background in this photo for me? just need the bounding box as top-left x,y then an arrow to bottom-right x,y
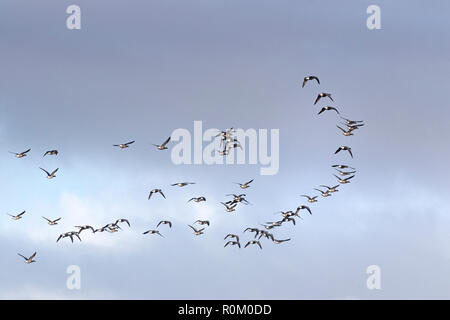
1,0 -> 450,299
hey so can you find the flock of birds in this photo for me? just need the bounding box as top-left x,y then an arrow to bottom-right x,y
10,75 -> 364,263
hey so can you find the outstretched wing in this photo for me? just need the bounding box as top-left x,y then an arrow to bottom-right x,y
161,136 -> 171,147
40,167 -> 50,176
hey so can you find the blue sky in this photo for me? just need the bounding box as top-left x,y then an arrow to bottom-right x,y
1,0 -> 450,299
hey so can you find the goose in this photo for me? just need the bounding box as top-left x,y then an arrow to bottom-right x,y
9,149 -> 31,158
152,137 -> 171,150
265,221 -> 283,227
188,196 -> 206,203
319,185 -> 340,193
171,182 -> 195,187
93,227 -> 108,233
301,195 -> 318,203
273,238 -> 291,244
336,125 -> 354,136
194,220 -> 210,226
148,189 -> 166,200
218,129 -> 236,147
7,211 -> 26,220
188,225 -> 205,236
57,232 -> 81,243
302,76 -> 320,88
224,234 -> 240,242
67,231 -> 82,241
115,218 -> 130,227
221,202 -> 237,212
282,216 -> 296,225
18,252 -> 37,264
335,146 -> 353,158
345,124 -> 364,132
295,205 -> 312,215
258,231 -> 274,241
334,174 -> 355,184
244,240 -> 262,249
157,220 -> 172,228
105,226 -> 121,233
103,222 -> 120,229
276,210 -> 296,218
332,164 -> 355,170
260,224 -> 277,230
335,169 -> 356,176
314,93 -> 333,105
143,229 -> 164,237
318,106 -> 339,115
43,150 -> 58,157
42,216 -> 61,225
244,228 -> 260,238
40,167 -> 58,179
234,179 -> 254,189
314,188 -> 332,197
113,141 -> 135,149
340,117 -> 364,126
340,122 -> 364,131
217,148 -> 229,156
224,241 -> 241,248
225,139 -> 243,151
225,194 -> 250,205
75,225 -> 95,234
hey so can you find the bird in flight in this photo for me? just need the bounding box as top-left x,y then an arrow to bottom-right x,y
194,220 -> 210,227
282,216 -> 296,225
188,196 -> 206,203
9,149 -> 31,158
153,137 -> 171,150
244,227 -> 260,238
18,252 -> 37,264
42,216 -> 61,225
7,211 -> 26,220
224,241 -> 241,248
234,179 -> 254,189
295,205 -> 312,215
319,185 -> 340,193
113,141 -> 135,149
333,174 -> 355,184
57,231 -> 81,243
244,240 -> 262,249
143,229 -> 164,237
335,169 -> 356,176
188,225 -> 205,236
224,234 -> 240,242
148,189 -> 166,200
75,225 -> 95,234
314,188 -> 332,197
115,218 -> 131,227
301,195 -> 318,203
226,194 -> 250,205
171,182 -> 195,187
157,220 -> 172,228
302,76 -> 320,88
43,150 -> 58,157
335,146 -> 353,158
40,167 -> 59,179
273,238 -> 291,244
332,164 -> 355,170
340,117 -> 364,126
221,202 -> 237,212
336,125 -> 354,136
318,106 -> 339,115
314,93 -> 333,105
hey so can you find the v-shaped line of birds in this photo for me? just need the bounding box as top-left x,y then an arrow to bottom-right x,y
12,75 -> 364,263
